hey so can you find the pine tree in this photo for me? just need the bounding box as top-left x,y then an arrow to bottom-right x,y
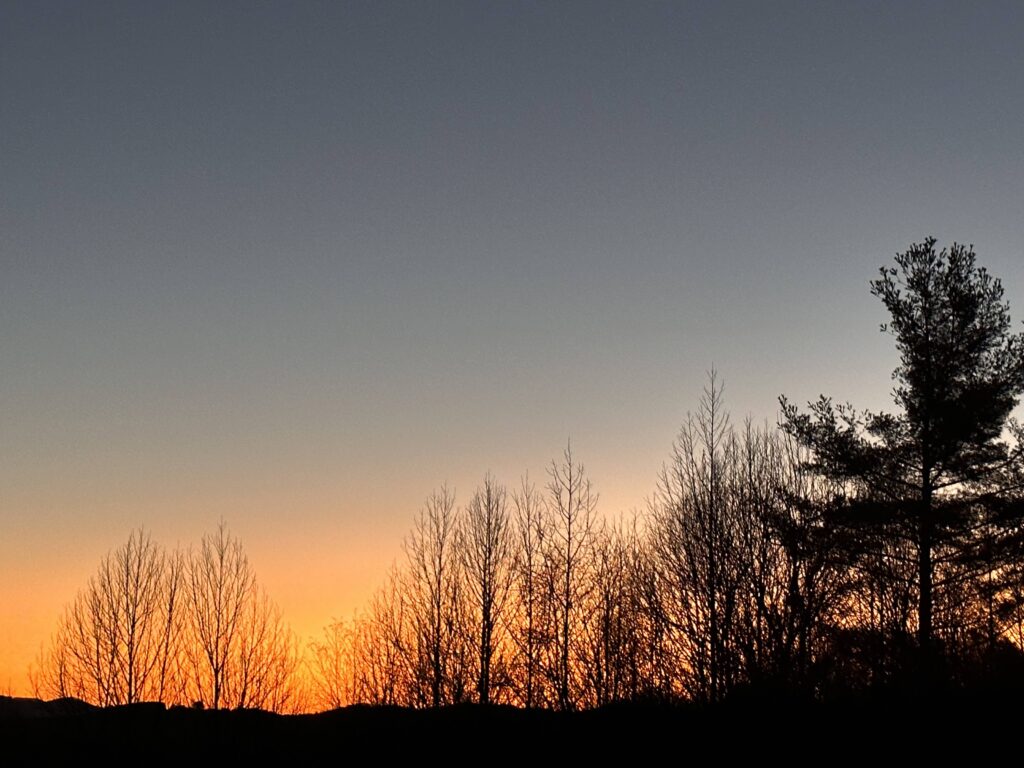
781,238 -> 1024,679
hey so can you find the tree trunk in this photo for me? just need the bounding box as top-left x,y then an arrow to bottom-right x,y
917,477 -> 933,677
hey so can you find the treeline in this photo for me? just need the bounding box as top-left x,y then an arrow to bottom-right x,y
309,399 -> 840,710
307,390 -> 1024,711
32,523 -> 301,712
33,239 -> 1024,711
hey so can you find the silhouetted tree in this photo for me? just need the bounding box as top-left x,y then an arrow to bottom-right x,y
579,517 -> 645,706
403,486 -> 467,706
648,374 -> 852,700
544,443 -> 598,710
184,521 -> 255,709
730,423 -> 848,693
507,475 -> 550,708
630,524 -> 677,700
183,521 -> 300,710
651,373 -> 744,701
356,566 -> 411,705
308,619 -> 359,710
33,529 -> 183,705
781,239 -> 1024,678
231,588 -> 301,711
458,474 -> 513,705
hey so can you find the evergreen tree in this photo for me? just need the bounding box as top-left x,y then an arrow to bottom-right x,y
781,238 -> 1024,676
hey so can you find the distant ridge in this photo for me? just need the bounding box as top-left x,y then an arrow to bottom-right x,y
0,695 -> 95,719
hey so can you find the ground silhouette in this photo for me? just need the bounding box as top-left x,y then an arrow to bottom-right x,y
2,690 -> 1021,762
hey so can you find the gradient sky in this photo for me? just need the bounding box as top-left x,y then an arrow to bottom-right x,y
3,1 -> 1024,694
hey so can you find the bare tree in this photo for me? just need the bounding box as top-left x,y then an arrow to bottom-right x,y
184,521 -> 256,709
155,548 -> 186,703
35,524 -> 301,711
648,375 -> 856,700
308,618 -> 359,710
730,423 -> 848,692
544,442 -> 598,710
458,473 -> 513,705
508,475 -> 549,708
578,517 -> 634,707
629,524 -> 677,701
403,486 -> 466,706
32,529 -> 182,705
357,566 -> 412,705
651,373 -> 744,701
182,521 -> 300,711
231,588 -> 301,712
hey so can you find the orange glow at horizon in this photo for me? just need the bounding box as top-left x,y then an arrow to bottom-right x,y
0,468 -> 654,697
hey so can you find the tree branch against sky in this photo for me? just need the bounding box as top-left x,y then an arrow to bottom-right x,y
782,239 -> 1024,673
5,3 -> 1024,700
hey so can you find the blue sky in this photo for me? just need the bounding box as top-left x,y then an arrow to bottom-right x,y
2,1 -> 1023,691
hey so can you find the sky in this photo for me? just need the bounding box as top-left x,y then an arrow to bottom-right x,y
2,1 -> 1023,694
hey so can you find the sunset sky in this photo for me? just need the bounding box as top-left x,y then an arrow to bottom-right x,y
3,1 -> 1024,694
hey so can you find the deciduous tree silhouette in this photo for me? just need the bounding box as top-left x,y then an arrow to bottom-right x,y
403,485 -> 466,706
358,566 -> 412,705
544,442 -> 598,710
184,521 -> 256,709
231,588 -> 301,711
651,372 -> 743,701
458,474 -> 513,705
37,525 -> 300,711
308,619 -> 358,710
183,521 -> 300,710
579,517 -> 642,706
729,423 -> 847,693
508,475 -> 549,708
649,375 -> 850,700
32,529 -> 182,705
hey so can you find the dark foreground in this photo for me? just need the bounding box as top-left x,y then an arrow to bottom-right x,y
1,692 -> 1019,762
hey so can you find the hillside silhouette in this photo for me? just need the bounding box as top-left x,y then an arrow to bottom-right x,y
3,690 -> 1024,761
